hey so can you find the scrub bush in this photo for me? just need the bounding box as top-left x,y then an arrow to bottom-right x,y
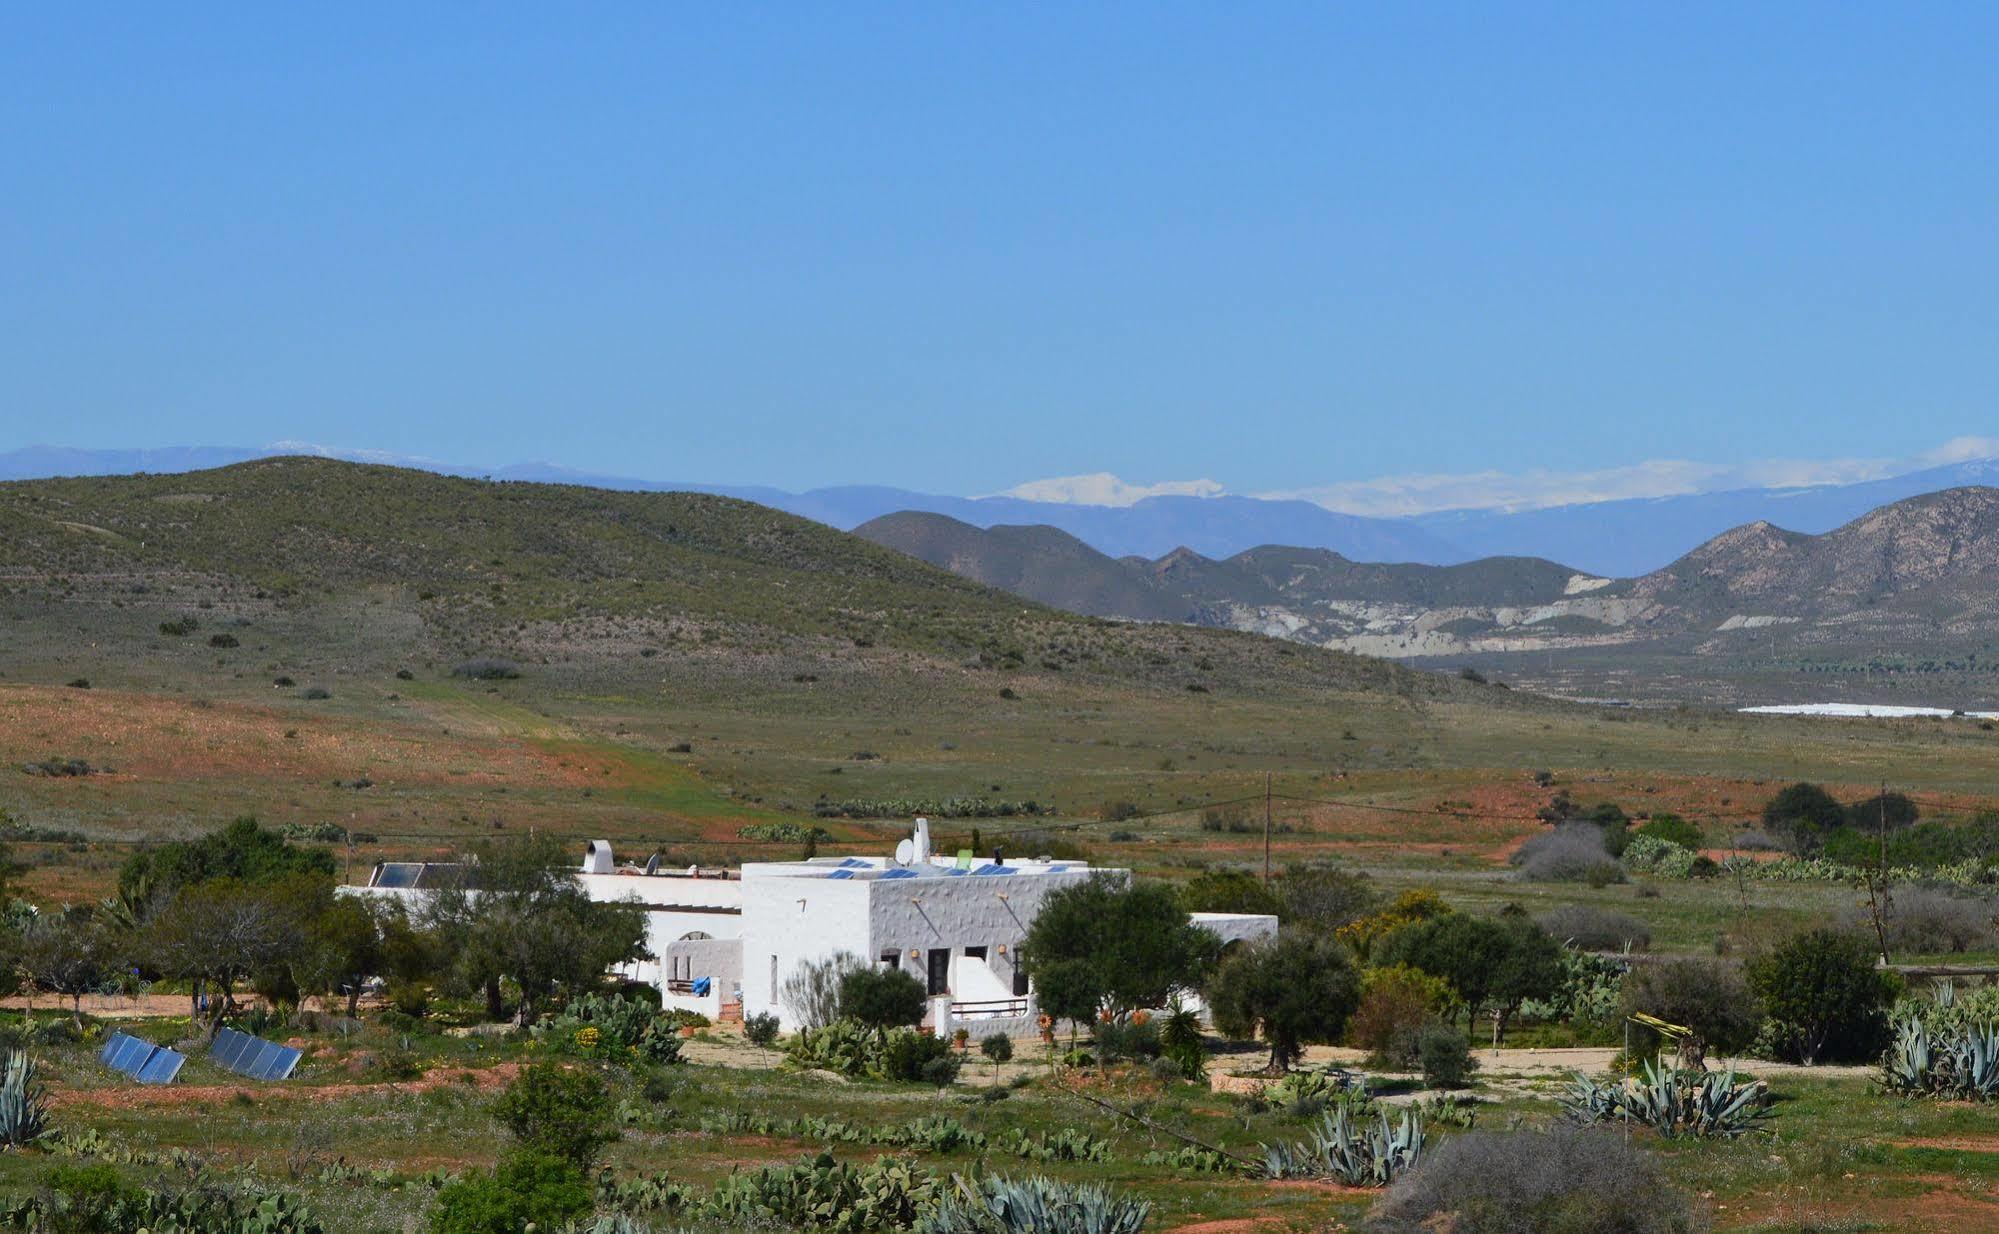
1367,1125 -> 1702,1234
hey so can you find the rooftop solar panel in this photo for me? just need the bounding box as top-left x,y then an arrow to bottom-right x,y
371,862 -> 424,889
135,1048 -> 184,1085
837,857 -> 869,868
825,869 -> 852,880
880,867 -> 916,879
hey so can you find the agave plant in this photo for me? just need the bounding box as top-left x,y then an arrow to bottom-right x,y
1260,1104 -> 1424,1186
919,1173 -> 1152,1234
1564,1060 -> 1771,1138
1884,1018 -> 1999,1100
0,1049 -> 50,1148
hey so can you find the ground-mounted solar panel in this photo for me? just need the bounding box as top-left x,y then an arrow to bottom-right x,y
135,1047 -> 185,1085
104,1033 -> 152,1077
256,1045 -> 301,1081
211,1028 -> 255,1070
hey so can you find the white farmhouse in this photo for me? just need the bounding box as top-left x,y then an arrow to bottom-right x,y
352,818 -> 1275,1036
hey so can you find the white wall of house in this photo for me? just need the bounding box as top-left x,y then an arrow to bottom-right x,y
738,873 -> 874,1027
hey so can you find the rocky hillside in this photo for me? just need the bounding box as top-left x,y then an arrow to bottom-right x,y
859,488 -> 1999,667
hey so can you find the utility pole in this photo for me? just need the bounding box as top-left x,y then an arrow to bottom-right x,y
1263,772 -> 1272,884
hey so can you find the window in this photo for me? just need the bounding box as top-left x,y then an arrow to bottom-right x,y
964,945 -> 988,961
927,948 -> 950,996
879,949 -> 900,970
1012,964 -> 1028,997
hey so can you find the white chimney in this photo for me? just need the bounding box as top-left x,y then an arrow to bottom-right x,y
913,817 -> 932,864
583,840 -> 614,874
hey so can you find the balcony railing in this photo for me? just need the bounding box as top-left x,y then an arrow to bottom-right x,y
949,997 -> 1030,1019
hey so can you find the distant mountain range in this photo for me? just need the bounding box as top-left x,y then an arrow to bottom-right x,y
857,487 -> 1999,667
6,445 -> 1999,577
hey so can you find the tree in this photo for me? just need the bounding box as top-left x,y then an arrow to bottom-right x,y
299,894 -> 385,1016
425,836 -> 647,1024
1376,913 -> 1561,1043
1620,957 -> 1761,1069
492,1061 -> 618,1169
1762,783 -> 1846,855
979,1033 -> 1013,1085
1176,869 -> 1283,917
1747,928 -> 1897,1064
837,965 -> 927,1037
16,908 -> 119,1028
1485,913 -> 1565,1046
117,817 -> 336,918
145,877 -> 308,1031
1205,932 -> 1360,1072
1274,865 -> 1379,933
1020,876 -> 1222,1025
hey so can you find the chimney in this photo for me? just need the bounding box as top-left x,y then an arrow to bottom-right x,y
582,840 -> 614,875
913,817 -> 931,864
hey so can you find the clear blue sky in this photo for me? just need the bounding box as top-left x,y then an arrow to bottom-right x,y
6,7 -> 1996,496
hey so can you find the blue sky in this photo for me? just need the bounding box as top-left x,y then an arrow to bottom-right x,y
7,7 -> 1997,508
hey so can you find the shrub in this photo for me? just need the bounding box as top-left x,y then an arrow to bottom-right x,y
1846,887 -> 1997,954
1512,823 -> 1622,883
1093,1014 -> 1161,1062
838,965 -> 928,1034
1763,782 -> 1846,854
158,617 -> 199,636
1367,1125 -> 1702,1234
301,685 -> 332,700
1534,905 -> 1650,952
1349,966 -> 1448,1067
882,1028 -> 961,1085
1748,928 -> 1898,1064
428,1150 -> 592,1234
1621,834 -> 1697,878
1415,1023 -> 1476,1089
780,951 -> 864,1031
452,657 -> 522,680
744,1011 -> 781,1049
1633,813 -> 1704,851
918,1172 -> 1151,1234
492,1062 -> 617,1168
1564,1060 -> 1771,1138
208,632 -> 240,648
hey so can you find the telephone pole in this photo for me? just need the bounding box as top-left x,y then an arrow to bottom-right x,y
1263,772 -> 1273,884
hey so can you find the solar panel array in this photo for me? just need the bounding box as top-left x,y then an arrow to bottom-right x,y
210,1027 -> 302,1081
98,1031 -> 186,1085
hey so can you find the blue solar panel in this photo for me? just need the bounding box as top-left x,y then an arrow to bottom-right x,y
135,1048 -> 184,1085
837,857 -> 869,868
106,1034 -> 152,1076
211,1028 -> 247,1069
825,869 -> 852,880
98,1034 -> 126,1066
880,868 -> 916,879
257,1046 -> 301,1081
971,864 -> 1016,876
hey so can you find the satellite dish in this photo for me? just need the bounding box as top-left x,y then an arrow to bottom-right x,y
894,839 -> 915,866
643,852 -> 660,876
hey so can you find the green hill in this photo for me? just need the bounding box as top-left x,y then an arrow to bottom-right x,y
0,456 -> 1458,702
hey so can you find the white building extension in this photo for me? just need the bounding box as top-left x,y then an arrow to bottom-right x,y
352,819 -> 1276,1035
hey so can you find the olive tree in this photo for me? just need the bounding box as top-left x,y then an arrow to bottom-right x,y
1205,931 -> 1361,1073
